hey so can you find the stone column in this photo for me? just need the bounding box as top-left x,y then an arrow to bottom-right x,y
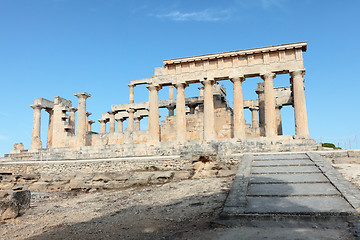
108,111 -> 116,133
68,107 -> 77,135
167,104 -> 176,116
198,87 -> 204,97
86,112 -> 92,132
74,92 -> 91,146
147,84 -> 162,143
175,82 -> 187,144
169,85 -> 174,100
99,119 -> 107,133
188,103 -> 197,114
231,77 -> 246,139
30,104 -> 43,150
127,108 -> 135,131
116,118 -> 125,133
129,84 -> 134,104
88,120 -> 95,132
135,116 -> 142,131
290,70 -> 310,138
202,79 -> 216,141
276,106 -> 283,135
250,107 -> 259,129
261,73 -> 277,137
45,108 -> 54,148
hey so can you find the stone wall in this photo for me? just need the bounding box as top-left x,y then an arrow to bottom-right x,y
0,155 -> 239,193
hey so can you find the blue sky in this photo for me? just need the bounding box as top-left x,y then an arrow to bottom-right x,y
0,0 -> 359,155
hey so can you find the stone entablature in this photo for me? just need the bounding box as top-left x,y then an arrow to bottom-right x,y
12,42 -> 312,154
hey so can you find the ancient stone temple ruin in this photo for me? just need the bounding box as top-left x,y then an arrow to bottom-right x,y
6,42 -> 320,160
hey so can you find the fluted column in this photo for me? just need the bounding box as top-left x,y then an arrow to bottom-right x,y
99,119 -> 107,133
250,107 -> 259,129
86,112 -> 91,132
276,106 -> 283,135
261,73 -> 277,137
88,120 -> 95,132
175,82 -> 187,144
198,87 -> 204,97
68,107 -> 77,135
45,108 -> 54,148
290,70 -> 309,138
169,85 -> 174,100
127,108 -> 135,132
135,116 -> 142,131
147,84 -> 162,143
30,104 -> 43,150
231,77 -> 246,139
202,79 -> 215,141
167,104 -> 176,116
116,118 -> 125,133
188,103 -> 197,114
74,92 -> 91,146
108,111 -> 116,133
129,84 -> 134,104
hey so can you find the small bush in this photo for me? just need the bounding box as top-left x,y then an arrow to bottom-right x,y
322,142 -> 336,148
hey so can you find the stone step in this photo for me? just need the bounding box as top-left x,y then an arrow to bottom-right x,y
252,159 -> 314,166
251,165 -> 320,174
245,196 -> 356,214
250,173 -> 329,184
253,154 -> 309,160
247,183 -> 340,196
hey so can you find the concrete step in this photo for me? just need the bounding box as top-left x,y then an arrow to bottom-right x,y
245,196 -> 356,214
250,173 -> 329,184
252,159 -> 314,166
251,165 -> 321,174
253,154 -> 309,160
247,183 -> 340,197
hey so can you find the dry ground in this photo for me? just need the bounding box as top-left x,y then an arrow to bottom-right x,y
1,161 -> 360,240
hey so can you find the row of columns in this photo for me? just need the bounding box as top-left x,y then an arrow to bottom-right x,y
142,69 -> 309,144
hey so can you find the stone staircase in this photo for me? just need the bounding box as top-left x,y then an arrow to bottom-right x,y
221,152 -> 360,219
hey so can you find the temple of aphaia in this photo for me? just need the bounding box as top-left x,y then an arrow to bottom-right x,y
5,42 -> 320,160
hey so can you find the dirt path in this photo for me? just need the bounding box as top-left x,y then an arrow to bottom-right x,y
1,163 -> 360,240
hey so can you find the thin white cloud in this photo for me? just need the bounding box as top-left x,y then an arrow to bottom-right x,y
0,135 -> 8,141
153,9 -> 231,22
234,0 -> 286,10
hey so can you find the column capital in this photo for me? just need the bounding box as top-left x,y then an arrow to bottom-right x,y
290,69 -> 306,78
249,106 -> 259,111
74,92 -> 91,99
107,111 -> 116,116
174,82 -> 188,89
86,112 -> 92,117
260,72 -> 276,81
98,119 -> 108,123
30,104 -> 43,110
115,117 -> 126,122
230,76 -> 245,83
275,105 -> 283,110
128,84 -> 134,88
200,78 -> 215,86
127,108 -> 135,114
146,83 -> 162,91
45,107 -> 53,114
88,120 -> 95,125
69,107 -> 78,113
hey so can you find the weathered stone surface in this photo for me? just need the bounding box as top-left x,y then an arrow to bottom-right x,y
252,165 -> 320,174
0,199 -> 20,220
12,190 -> 31,210
250,173 -> 328,183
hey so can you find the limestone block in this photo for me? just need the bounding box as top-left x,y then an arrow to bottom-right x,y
0,182 -> 15,191
216,170 -> 236,177
192,170 -> 218,179
68,179 -> 91,190
173,171 -> 192,181
0,191 -> 10,199
151,171 -> 174,182
12,190 -> 31,210
29,182 -> 50,191
0,199 -> 20,220
92,173 -> 112,182
127,172 -> 154,186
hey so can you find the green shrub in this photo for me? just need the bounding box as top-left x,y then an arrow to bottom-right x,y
322,142 -> 336,148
